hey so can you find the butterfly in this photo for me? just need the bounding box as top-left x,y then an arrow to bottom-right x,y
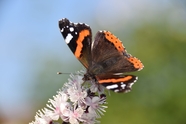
59,18 -> 144,93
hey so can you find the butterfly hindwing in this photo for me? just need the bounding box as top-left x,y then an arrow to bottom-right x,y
96,73 -> 137,93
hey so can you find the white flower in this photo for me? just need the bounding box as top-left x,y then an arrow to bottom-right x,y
69,107 -> 84,124
81,113 -> 99,124
85,96 -> 107,118
65,74 -> 88,104
67,86 -> 87,103
89,81 -> 105,94
30,70 -> 107,124
29,110 -> 52,124
47,92 -> 69,120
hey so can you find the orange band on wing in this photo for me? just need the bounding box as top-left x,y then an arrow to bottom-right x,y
104,31 -> 125,52
127,57 -> 144,70
75,30 -> 90,58
98,76 -> 132,84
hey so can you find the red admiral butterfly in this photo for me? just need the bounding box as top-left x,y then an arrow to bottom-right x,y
59,18 -> 144,93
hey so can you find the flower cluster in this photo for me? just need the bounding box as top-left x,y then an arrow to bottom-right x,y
30,70 -> 107,124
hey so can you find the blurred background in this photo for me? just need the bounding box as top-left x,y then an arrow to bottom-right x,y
0,0 -> 186,124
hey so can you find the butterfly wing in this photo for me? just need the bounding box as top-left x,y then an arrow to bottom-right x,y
96,73 -> 137,93
91,31 -> 143,73
59,18 -> 92,68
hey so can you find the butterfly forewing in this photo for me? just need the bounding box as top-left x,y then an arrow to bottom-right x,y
59,18 -> 92,68
91,31 -> 144,73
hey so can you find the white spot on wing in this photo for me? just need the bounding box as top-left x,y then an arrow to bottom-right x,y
106,84 -> 118,89
128,82 -> 134,88
60,28 -> 64,32
114,89 -> 119,92
134,77 -> 138,82
69,27 -> 74,32
113,73 -> 123,75
125,89 -> 130,93
121,83 -> 126,89
65,33 -> 73,44
85,23 -> 89,26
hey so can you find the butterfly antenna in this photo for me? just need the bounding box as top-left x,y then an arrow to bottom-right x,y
57,72 -> 71,75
